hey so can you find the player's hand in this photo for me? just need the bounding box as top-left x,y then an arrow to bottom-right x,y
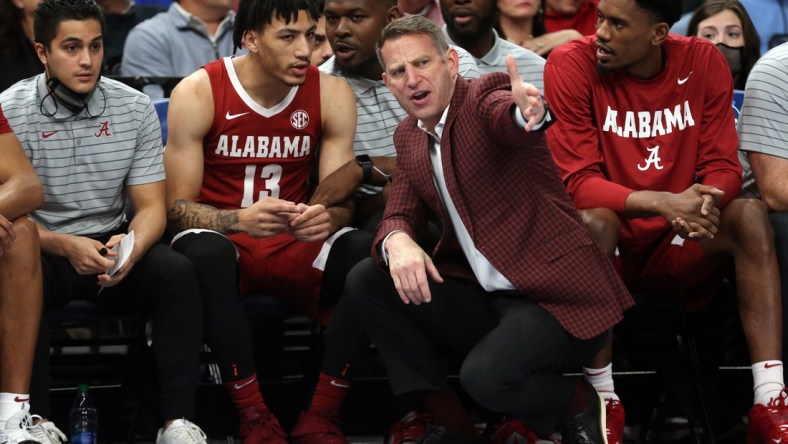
663,185 -> 723,240
239,197 -> 300,238
0,214 -> 15,256
506,55 -> 546,132
96,233 -> 137,287
289,203 -> 331,242
62,235 -> 116,275
386,232 -> 443,305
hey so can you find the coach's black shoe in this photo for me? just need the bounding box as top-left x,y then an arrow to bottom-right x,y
560,379 -> 608,444
421,425 -> 485,444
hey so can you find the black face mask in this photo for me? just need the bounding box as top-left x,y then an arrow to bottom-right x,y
716,42 -> 745,78
40,72 -> 103,117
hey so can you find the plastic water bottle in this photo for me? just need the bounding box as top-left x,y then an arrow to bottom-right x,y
70,384 -> 98,444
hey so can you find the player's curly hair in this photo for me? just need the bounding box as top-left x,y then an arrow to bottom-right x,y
233,0 -> 321,52
633,0 -> 684,27
34,0 -> 105,49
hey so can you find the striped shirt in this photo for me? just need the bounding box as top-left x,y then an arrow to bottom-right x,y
0,75 -> 164,235
738,42 -> 788,198
443,27 -> 546,92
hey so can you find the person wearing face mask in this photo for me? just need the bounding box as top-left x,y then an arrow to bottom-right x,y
688,0 -> 761,90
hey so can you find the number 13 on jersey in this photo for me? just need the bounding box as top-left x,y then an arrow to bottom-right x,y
241,164 -> 282,207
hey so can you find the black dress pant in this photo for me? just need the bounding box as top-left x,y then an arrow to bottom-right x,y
345,258 -> 607,438
32,241 -> 203,422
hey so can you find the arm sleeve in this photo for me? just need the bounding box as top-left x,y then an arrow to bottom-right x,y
474,74 -> 548,150
544,51 -> 634,213
738,55 -> 788,158
127,96 -> 165,186
372,130 -> 431,265
695,48 -> 742,208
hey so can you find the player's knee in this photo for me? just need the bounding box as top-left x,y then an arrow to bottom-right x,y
178,232 -> 237,268
10,217 -> 40,250
336,229 -> 374,263
580,208 -> 620,256
343,258 -> 381,309
728,199 -> 774,249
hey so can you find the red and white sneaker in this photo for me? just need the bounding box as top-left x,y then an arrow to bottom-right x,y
386,411 -> 433,444
747,389 -> 788,444
605,398 -> 625,444
492,418 -> 543,444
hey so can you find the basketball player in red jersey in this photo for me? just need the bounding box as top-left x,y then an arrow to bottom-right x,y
164,0 -> 372,442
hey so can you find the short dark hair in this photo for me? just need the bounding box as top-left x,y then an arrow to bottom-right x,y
687,0 -> 760,89
632,0 -> 684,27
233,0 -> 321,51
34,0 -> 105,49
376,15 -> 449,68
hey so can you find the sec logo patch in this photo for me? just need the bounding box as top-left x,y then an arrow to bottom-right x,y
291,110 -> 309,130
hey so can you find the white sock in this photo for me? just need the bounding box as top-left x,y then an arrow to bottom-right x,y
583,364 -> 619,401
753,360 -> 785,405
0,392 -> 30,429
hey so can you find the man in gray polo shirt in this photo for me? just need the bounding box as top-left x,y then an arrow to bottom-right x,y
0,0 -> 206,442
739,42 -> 788,360
121,0 -> 241,97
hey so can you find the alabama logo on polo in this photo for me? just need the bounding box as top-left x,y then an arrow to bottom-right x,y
291,110 -> 309,130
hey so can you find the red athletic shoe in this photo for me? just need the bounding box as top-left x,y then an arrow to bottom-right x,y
605,398 -> 625,444
492,418 -> 542,444
747,389 -> 788,444
386,411 -> 433,444
239,407 -> 287,444
290,411 -> 348,444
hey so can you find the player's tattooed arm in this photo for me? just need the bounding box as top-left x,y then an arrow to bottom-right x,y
167,199 -> 242,234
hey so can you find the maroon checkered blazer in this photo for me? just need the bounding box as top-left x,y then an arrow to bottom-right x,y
372,73 -> 633,340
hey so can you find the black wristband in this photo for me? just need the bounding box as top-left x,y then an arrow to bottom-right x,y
355,154 -> 373,185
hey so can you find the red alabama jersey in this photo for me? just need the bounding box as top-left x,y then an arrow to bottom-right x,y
198,57 -> 322,209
